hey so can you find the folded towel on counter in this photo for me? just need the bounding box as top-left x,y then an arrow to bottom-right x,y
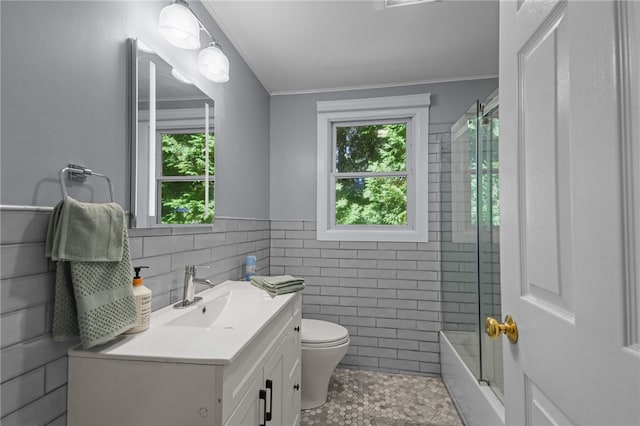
251,275 -> 305,288
46,197 -> 136,349
250,275 -> 305,297
46,197 -> 125,262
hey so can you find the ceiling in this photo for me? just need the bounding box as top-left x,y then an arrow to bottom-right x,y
201,0 -> 499,95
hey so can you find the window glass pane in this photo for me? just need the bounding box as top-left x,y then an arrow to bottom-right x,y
335,123 -> 406,173
335,177 -> 407,225
160,181 -> 214,224
161,132 -> 215,176
472,115 -> 500,227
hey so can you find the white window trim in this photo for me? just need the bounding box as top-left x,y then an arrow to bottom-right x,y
316,94 -> 430,242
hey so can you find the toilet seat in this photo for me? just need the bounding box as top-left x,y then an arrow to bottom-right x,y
301,319 -> 350,348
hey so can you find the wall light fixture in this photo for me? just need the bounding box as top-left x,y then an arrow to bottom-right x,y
159,0 -> 230,82
198,42 -> 230,83
159,0 -> 200,50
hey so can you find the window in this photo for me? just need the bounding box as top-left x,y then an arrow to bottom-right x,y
317,94 -> 430,241
157,130 -> 214,224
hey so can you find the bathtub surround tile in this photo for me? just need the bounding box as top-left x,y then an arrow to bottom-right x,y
300,368 -> 462,426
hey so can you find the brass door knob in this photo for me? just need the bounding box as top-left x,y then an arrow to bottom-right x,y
485,315 -> 518,344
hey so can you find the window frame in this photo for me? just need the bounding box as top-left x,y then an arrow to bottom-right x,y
316,94 -> 430,242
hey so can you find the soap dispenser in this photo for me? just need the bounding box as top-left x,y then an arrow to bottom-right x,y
125,266 -> 152,334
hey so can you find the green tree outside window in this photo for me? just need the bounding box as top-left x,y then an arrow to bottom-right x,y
159,132 -> 215,224
335,123 -> 408,225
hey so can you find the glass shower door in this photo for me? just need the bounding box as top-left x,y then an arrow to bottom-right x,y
442,100 -> 482,378
441,89 -> 503,402
477,91 -> 503,401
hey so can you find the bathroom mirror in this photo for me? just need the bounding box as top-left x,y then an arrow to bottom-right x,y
129,38 -> 215,228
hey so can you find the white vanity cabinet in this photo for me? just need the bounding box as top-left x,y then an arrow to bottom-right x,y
67,287 -> 301,426
223,295 -> 301,426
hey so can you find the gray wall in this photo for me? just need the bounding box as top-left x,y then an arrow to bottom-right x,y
1,0 -> 270,219
269,79 -> 498,220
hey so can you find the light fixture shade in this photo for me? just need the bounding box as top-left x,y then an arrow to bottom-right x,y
171,67 -> 193,84
159,2 -> 201,50
197,43 -> 230,82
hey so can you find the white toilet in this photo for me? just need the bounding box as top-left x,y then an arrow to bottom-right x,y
300,319 -> 350,410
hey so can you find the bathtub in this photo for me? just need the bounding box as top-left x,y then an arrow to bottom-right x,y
440,331 -> 505,426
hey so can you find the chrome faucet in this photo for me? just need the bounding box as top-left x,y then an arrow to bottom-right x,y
174,265 -> 215,309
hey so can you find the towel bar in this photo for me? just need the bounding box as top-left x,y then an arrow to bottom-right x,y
59,163 -> 115,202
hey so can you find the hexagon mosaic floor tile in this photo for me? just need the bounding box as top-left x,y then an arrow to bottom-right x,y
300,368 -> 463,426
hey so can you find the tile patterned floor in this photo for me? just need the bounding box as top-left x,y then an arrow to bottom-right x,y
300,368 -> 463,426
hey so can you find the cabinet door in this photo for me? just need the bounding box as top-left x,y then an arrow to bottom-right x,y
225,370 -> 264,426
263,334 -> 286,425
282,361 -> 301,426
282,320 -> 301,425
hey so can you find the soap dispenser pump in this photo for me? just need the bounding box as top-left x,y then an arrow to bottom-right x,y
125,266 -> 152,334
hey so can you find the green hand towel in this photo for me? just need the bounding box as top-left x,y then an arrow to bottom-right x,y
46,197 -> 124,262
48,199 -> 137,349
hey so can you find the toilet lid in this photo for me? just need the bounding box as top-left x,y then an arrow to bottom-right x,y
301,319 -> 349,347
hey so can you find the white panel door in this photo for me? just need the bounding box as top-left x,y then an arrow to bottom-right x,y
499,0 -> 640,424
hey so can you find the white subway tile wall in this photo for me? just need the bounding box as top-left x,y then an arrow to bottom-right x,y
272,132 -> 449,377
0,211 -> 269,425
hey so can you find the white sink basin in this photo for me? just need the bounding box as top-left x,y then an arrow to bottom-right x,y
68,280 -> 296,365
166,291 -> 230,328
165,284 -> 274,329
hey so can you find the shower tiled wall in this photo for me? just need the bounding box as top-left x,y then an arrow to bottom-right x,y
0,209 -> 269,425
271,130 -> 449,376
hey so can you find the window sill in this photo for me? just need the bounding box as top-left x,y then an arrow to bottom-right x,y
317,226 -> 428,242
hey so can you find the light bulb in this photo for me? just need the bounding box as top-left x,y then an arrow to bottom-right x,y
197,43 -> 230,83
158,2 -> 200,50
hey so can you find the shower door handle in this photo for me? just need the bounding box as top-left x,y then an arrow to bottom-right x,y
485,315 -> 518,344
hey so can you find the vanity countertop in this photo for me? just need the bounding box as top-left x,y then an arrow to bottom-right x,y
67,280 -> 296,365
